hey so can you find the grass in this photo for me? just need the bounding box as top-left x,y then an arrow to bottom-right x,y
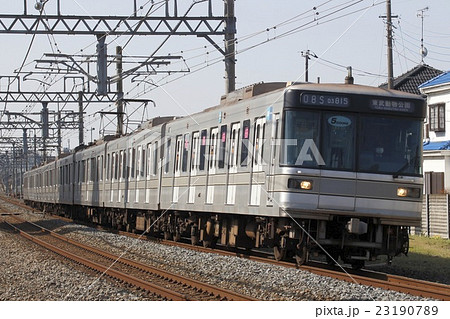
371,235 -> 450,284
408,235 -> 450,258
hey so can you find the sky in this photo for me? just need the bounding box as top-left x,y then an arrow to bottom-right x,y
0,0 -> 449,152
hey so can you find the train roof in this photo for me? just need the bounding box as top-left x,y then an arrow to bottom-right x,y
218,81 -> 424,107
287,83 -> 425,100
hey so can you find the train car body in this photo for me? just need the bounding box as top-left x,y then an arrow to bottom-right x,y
23,82 -> 425,268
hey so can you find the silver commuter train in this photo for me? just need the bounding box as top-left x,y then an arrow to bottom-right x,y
23,82 -> 425,268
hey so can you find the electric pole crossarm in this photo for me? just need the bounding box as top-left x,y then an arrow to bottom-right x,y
0,15 -> 227,35
0,91 -> 118,103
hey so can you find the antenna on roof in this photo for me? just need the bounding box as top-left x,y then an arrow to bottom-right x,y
417,7 -> 429,64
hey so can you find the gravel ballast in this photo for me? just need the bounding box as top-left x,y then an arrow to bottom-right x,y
0,206 -> 432,301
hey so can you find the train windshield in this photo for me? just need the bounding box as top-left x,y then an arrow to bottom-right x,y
358,116 -> 422,175
282,110 -> 422,175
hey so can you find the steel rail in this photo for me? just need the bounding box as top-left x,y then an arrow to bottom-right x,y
4,196 -> 449,300
2,212 -> 256,301
2,218 -> 189,301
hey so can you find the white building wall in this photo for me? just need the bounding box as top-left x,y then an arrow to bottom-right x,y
425,89 -> 450,142
423,151 -> 450,192
423,155 -> 445,172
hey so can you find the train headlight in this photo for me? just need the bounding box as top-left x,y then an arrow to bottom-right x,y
397,187 -> 408,197
397,187 -> 420,198
300,181 -> 313,190
288,179 -> 313,190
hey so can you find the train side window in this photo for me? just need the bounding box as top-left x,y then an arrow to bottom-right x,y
119,151 -> 123,180
106,154 -> 110,181
209,128 -> 219,170
136,146 -> 142,178
229,123 -> 240,169
191,132 -> 200,173
165,138 -> 171,174
140,146 -> 145,177
241,120 -> 250,167
83,158 -> 89,183
146,143 -> 152,179
112,153 -> 117,180
100,156 -> 104,181
199,129 -> 207,171
91,158 -> 96,182
131,148 -> 136,179
85,160 -> 89,182
219,125 -> 227,169
97,156 -> 102,182
182,133 -> 190,172
175,135 -> 183,174
153,142 -> 158,175
81,160 -> 85,183
253,119 -> 266,166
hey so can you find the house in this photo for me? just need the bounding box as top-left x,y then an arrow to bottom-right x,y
419,71 -> 450,193
379,64 -> 443,95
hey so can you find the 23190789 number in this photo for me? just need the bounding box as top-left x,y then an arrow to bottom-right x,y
376,305 -> 438,316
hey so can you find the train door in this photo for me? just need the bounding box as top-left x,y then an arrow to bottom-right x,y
172,135 -> 183,203
188,131 -> 200,204
250,117 -> 266,206
86,159 -> 91,203
135,145 -> 142,203
206,127 -> 219,204
110,152 -> 117,203
145,143 -> 152,203
266,113 -> 279,206
226,123 -> 240,205
118,150 -> 124,203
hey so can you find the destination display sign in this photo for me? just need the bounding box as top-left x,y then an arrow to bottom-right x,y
300,93 -> 350,108
370,99 -> 414,113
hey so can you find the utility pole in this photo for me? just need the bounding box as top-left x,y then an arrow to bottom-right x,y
381,0 -> 397,89
386,0 -> 393,89
41,102 -> 48,162
57,109 -> 62,155
301,50 -> 318,82
224,0 -> 236,93
23,129 -> 28,170
302,50 -> 310,82
78,92 -> 84,145
116,46 -> 124,137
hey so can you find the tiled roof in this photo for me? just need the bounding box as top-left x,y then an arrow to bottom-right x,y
379,64 -> 444,95
418,71 -> 450,89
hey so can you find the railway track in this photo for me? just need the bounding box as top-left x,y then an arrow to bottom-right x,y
158,238 -> 450,300
0,211 -> 256,301
2,195 -> 450,300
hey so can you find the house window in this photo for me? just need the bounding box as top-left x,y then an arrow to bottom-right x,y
429,103 -> 445,132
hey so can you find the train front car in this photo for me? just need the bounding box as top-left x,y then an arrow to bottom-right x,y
275,84 -> 425,269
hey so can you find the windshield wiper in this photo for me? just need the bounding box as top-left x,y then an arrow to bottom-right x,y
393,162 -> 409,178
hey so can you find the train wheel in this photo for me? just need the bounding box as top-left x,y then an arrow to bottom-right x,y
273,246 -> 286,261
325,249 -> 340,266
164,231 -> 172,240
173,232 -> 181,242
191,235 -> 199,246
203,240 -> 212,248
295,243 -> 308,266
351,260 -> 364,270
